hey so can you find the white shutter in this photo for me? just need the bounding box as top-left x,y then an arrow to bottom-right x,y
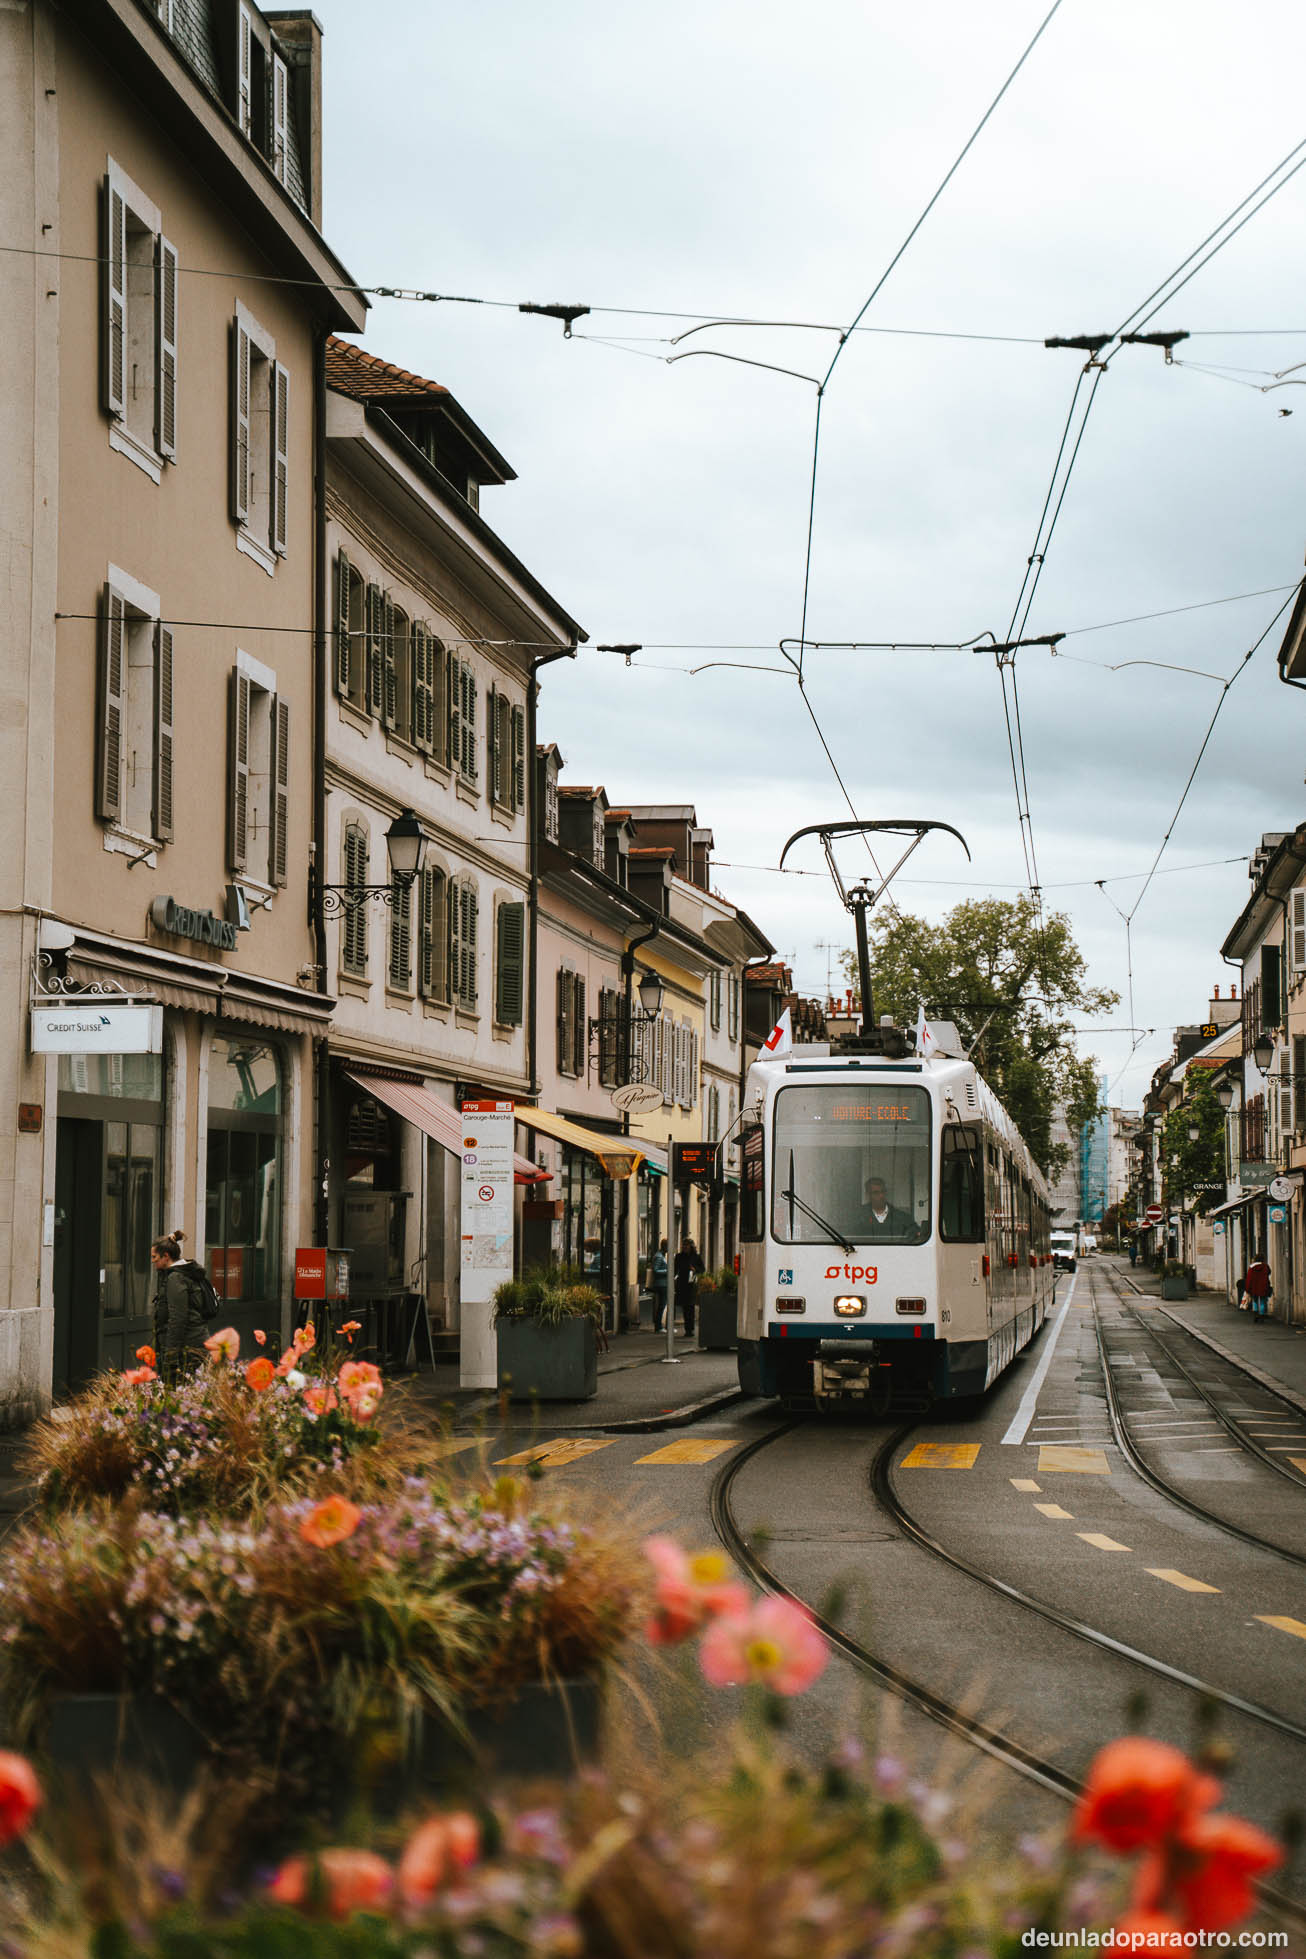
448,653 -> 462,772
1292,888 -> 1306,977
155,234 -> 178,459
103,177 -> 127,419
271,360 -> 289,554
511,704 -> 526,812
272,52 -> 289,182
230,320 -> 251,524
237,5 -> 253,134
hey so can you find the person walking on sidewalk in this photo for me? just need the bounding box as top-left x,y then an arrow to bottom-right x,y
651,1238 -> 669,1333
675,1236 -> 704,1339
1242,1256 -> 1273,1322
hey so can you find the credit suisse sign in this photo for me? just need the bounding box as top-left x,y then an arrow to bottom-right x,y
31,1003 -> 163,1054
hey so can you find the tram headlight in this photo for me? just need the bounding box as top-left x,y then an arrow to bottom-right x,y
833,1295 -> 866,1316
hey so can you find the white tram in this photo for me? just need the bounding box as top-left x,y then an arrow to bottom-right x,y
736,1034 -> 1054,1411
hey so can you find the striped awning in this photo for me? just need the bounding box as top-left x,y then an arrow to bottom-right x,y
344,1073 -> 549,1184
515,1106 -> 644,1180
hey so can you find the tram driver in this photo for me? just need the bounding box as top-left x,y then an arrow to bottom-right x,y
861,1175 -> 919,1242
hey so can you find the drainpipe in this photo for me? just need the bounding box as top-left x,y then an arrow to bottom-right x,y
527,645 -> 577,1102
312,323 -> 330,1248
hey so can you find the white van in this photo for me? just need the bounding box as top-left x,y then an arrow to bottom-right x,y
1051,1230 -> 1077,1273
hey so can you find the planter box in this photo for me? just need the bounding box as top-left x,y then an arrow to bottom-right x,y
497,1316 -> 597,1400
1161,1276 -> 1190,1300
697,1289 -> 738,1352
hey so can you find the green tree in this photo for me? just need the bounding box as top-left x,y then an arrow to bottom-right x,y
841,894 -> 1117,1179
1160,1075 -> 1227,1217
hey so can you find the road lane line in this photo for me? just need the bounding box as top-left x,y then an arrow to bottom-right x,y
1034,1503 -> 1074,1519
495,1439 -> 615,1467
1257,1616 -> 1306,1640
1077,1532 -> 1131,1551
635,1439 -> 736,1464
1010,1478 -> 1041,1491
1003,1270 -> 1079,1444
901,1442 -> 980,1470
1146,1568 -> 1220,1594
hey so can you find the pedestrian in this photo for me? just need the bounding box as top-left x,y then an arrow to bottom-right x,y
674,1236 -> 704,1339
651,1237 -> 668,1333
1128,1238 -> 1138,1268
1242,1256 -> 1273,1322
150,1231 -> 211,1378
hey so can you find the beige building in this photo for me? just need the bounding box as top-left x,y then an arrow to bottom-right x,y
1,0 -> 364,1414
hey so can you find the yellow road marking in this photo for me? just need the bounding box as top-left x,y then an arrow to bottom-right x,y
1077,1532 -> 1131,1552
1039,1445 -> 1110,1475
1146,1568 -> 1220,1594
426,1438 -> 480,1460
1010,1478 -> 1041,1492
1034,1503 -> 1074,1519
494,1439 -> 615,1467
635,1438 -> 736,1464
1256,1615 -> 1306,1641
1290,1459 -> 1306,1475
901,1442 -> 981,1469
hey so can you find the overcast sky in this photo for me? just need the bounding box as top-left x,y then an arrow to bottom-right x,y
312,0 -> 1306,1109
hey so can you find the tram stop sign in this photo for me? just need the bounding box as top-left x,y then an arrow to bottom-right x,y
1144,1203 -> 1165,1226
673,1142 -> 717,1186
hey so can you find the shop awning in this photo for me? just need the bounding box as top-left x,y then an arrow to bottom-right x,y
515,1106 -> 644,1180
1206,1190 -> 1262,1220
344,1073 -> 549,1184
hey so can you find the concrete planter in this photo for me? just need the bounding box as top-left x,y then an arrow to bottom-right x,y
496,1316 -> 598,1400
1161,1275 -> 1190,1300
697,1288 -> 738,1351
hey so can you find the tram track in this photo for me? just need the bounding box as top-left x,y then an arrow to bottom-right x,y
1092,1269 -> 1306,1570
710,1413 -> 1306,1925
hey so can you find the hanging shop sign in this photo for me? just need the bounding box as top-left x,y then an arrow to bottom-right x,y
1269,1203 -> 1288,1224
31,1002 -> 163,1054
150,895 -> 237,950
460,1100 -> 515,1390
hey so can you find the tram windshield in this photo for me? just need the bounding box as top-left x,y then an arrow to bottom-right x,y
771,1084 -> 932,1246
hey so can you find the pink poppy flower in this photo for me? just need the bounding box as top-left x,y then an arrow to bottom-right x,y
293,1321 -> 316,1355
699,1594 -> 828,1695
643,1535 -> 749,1645
300,1496 -> 362,1548
303,1384 -> 339,1417
397,1811 -> 480,1905
203,1326 -> 240,1362
338,1359 -> 382,1396
123,1365 -> 157,1386
345,1382 -> 382,1422
268,1847 -> 392,1919
253,1328 -> 267,1346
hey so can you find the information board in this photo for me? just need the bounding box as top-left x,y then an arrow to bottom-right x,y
459,1100 -> 515,1388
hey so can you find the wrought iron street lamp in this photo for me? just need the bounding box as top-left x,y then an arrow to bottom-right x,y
1252,1031 -> 1275,1075
589,966 -> 665,1085
311,808 -> 428,916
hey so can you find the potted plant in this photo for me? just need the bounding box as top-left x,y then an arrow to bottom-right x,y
696,1267 -> 739,1351
493,1268 -> 604,1400
1161,1258 -> 1190,1300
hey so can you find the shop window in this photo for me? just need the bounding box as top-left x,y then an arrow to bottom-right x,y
205,1037 -> 282,1308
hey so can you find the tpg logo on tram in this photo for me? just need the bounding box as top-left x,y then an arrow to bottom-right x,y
825,1263 -> 878,1285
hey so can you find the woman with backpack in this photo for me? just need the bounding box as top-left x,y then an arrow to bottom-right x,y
1242,1255 -> 1273,1323
150,1230 -> 215,1375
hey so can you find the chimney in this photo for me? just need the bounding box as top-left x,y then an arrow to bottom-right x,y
266,12 -> 324,229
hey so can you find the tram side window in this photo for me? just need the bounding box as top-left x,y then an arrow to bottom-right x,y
940,1125 -> 984,1241
740,1124 -> 764,1241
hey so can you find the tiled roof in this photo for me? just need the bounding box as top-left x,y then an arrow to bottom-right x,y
326,335 -> 450,402
629,846 -> 676,860
746,962 -> 791,986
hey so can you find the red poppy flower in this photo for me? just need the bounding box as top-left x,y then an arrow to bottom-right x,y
1072,1738 -> 1219,1853
0,1753 -> 41,1844
267,1848 -> 392,1919
245,1357 -> 276,1392
1136,1813 -> 1283,1932
300,1496 -> 362,1548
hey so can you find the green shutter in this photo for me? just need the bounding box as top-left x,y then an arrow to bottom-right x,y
495,901 -> 525,1026
226,667 -> 250,871
334,550 -> 352,697
511,705 -> 526,813
269,695 -> 289,887
153,622 -> 174,842
96,586 -> 126,823
366,585 -> 384,719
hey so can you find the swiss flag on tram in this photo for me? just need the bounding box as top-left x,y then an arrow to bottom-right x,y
914,1005 -> 938,1058
762,1008 -> 792,1057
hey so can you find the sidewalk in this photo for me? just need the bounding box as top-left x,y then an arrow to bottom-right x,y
394,1324 -> 746,1434
1106,1252 -> 1306,1417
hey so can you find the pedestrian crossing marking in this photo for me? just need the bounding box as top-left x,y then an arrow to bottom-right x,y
1010,1478 -> 1041,1492
1077,1532 -> 1131,1552
494,1439 -> 615,1467
1146,1568 -> 1220,1594
1256,1615 -> 1306,1641
1034,1503 -> 1074,1519
635,1438 -> 736,1464
1039,1445 -> 1110,1475
901,1442 -> 981,1470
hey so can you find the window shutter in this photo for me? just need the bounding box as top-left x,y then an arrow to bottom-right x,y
710,970 -> 721,1030
464,882 -> 478,1007
448,651 -> 462,770
487,684 -> 500,802
96,585 -> 126,822
496,901 -> 525,1026
430,637 -> 447,763
462,666 -> 478,779
419,865 -> 446,999
271,360 -> 289,554
269,694 -> 289,886
226,667 -> 250,871
237,4 -> 253,132
272,52 -> 288,181
155,235 -> 178,459
230,319 -> 251,524
365,584 -> 384,719
1293,890 -> 1306,977
153,621 -> 174,842
557,968 -> 571,1073
382,593 -> 397,729
334,550 -> 352,697
412,623 -> 432,750
102,177 -> 127,419
572,971 -> 587,1076
389,876 -> 412,990
728,975 -> 740,1041
1263,942 -> 1283,1029
511,705 -> 526,813
342,825 -> 368,976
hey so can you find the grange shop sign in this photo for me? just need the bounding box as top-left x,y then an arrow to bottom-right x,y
150,895 -> 237,951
